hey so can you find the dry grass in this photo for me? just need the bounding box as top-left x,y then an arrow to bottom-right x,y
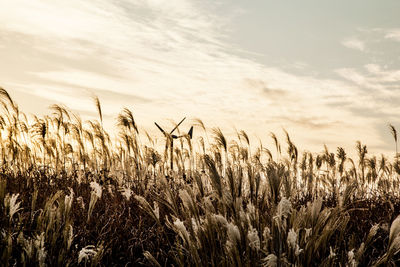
0,87 -> 400,266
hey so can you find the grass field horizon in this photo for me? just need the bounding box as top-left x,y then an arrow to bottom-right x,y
6,87 -> 398,161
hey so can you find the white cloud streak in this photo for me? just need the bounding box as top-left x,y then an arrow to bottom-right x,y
342,37 -> 365,51
385,29 -> 400,42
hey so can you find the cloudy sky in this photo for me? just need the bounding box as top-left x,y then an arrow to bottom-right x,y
1,0 -> 400,155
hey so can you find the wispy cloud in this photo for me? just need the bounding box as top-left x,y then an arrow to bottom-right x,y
385,29 -> 400,42
335,64 -> 400,124
336,64 -> 400,90
342,37 -> 365,51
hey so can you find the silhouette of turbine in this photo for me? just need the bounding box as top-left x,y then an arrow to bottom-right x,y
155,117 -> 193,170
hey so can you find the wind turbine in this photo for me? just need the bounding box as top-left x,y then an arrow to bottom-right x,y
155,117 -> 193,170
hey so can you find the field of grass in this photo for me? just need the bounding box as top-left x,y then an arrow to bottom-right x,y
1,87 -> 400,266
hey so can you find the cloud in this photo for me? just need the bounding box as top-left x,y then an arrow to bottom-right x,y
335,64 -> 400,123
335,68 -> 368,86
364,64 -> 382,74
336,64 -> 400,89
342,37 -> 365,51
385,29 -> 400,42
273,115 -> 344,130
244,79 -> 288,99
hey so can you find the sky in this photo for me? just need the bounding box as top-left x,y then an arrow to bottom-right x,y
1,0 -> 400,156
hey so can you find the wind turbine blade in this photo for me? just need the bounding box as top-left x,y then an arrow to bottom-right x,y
188,126 -> 193,139
170,117 -> 186,134
154,122 -> 166,135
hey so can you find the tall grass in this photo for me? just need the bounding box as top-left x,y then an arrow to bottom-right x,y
0,87 -> 400,266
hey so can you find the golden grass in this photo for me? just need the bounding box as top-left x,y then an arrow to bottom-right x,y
0,87 -> 399,266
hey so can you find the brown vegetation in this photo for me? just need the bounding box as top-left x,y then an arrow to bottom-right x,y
0,87 -> 400,266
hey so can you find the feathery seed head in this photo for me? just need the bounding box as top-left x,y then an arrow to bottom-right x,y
247,226 -> 260,250
329,246 -> 336,259
119,186 -> 133,201
287,228 -> 297,248
347,249 -> 357,267
213,214 -> 228,226
90,181 -> 102,198
78,245 -> 99,264
7,193 -> 22,221
263,226 -> 271,242
174,218 -> 190,242
276,197 -> 292,219
263,254 -> 278,267
389,215 -> 400,245
153,201 -> 160,220
179,189 -> 192,210
227,222 -> 241,243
